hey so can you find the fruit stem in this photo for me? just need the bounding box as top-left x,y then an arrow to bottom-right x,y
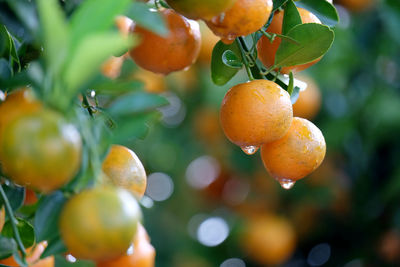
236,38 -> 254,81
81,93 -> 94,117
0,185 -> 27,260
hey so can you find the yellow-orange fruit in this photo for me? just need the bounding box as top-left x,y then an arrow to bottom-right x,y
220,79 -> 293,148
293,75 -> 321,120
257,7 -> 321,74
0,242 -> 54,267
132,69 -> 167,93
129,9 -> 201,75
101,56 -> 125,79
241,215 -> 296,265
261,117 -> 326,181
165,0 -> 237,20
102,145 -> 147,199
206,0 -> 273,44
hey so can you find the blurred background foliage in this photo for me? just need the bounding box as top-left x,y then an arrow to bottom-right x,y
1,0 -> 400,266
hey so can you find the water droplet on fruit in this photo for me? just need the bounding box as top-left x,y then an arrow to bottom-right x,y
241,145 -> 259,155
277,178 -> 295,190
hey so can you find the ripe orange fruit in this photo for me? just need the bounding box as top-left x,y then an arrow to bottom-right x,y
0,206 -> 4,232
115,15 -> 133,37
0,241 -> 54,267
292,75 -> 321,120
129,9 -> 201,75
205,0 -> 273,44
97,223 -> 155,267
0,109 -> 82,193
0,88 -> 41,144
165,0 -> 237,20
59,187 -> 142,261
198,21 -> 220,64
241,215 -> 296,265
102,145 -> 147,199
261,117 -> 326,187
220,79 -> 293,153
24,188 -> 38,205
257,7 -> 321,74
132,69 -> 167,93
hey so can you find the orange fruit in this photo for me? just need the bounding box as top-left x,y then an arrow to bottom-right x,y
0,241 -> 54,267
257,7 -> 321,74
241,215 -> 296,265
97,223 -> 155,267
220,79 -> 293,153
102,145 -> 147,199
198,21 -> 220,64
0,88 -> 41,144
115,15 -> 133,37
59,187 -> 142,261
292,75 -> 321,120
205,0 -> 273,44
261,117 -> 326,186
24,188 -> 38,205
132,68 -> 167,93
166,0 -> 237,20
101,56 -> 125,79
129,9 -> 201,75
0,206 -> 4,233
337,0 -> 375,12
0,109 -> 82,193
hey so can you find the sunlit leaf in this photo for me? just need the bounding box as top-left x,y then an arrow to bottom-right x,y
211,41 -> 242,86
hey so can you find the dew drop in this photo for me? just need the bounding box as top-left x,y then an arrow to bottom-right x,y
277,178 -> 296,190
241,145 -> 259,155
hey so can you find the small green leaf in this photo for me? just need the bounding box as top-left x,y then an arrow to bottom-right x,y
108,92 -> 168,117
282,0 -> 302,35
34,191 -> 66,242
63,33 -> 135,92
2,219 -> 35,248
274,23 -> 334,68
126,2 -> 168,36
287,71 -> 294,95
290,86 -> 300,104
1,184 -> 25,211
69,0 -> 132,52
211,41 -> 242,86
296,0 -> 339,27
37,0 -> 68,76
0,236 -> 17,259
222,50 -> 243,69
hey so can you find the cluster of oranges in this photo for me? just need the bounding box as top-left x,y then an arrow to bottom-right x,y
0,89 -> 154,266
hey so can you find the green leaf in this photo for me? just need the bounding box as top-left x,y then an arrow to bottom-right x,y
222,50 -> 243,69
108,91 -> 168,117
111,112 -> 161,143
0,25 -> 20,72
69,0 -> 131,52
211,41 -> 242,86
274,23 -> 334,68
0,59 -> 12,80
2,218 -> 35,248
0,236 -> 17,259
37,0 -> 68,76
34,191 -> 66,242
1,184 -> 24,211
282,0 -> 302,35
273,0 -> 289,11
41,238 -> 67,258
126,2 -> 168,36
63,33 -> 135,91
296,0 -> 339,27
6,0 -> 39,39
93,79 -> 144,96
290,86 -> 300,104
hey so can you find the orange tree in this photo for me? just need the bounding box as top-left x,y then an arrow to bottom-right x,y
0,0 -> 341,266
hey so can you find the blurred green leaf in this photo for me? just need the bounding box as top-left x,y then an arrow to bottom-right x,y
93,79 -> 144,96
2,218 -> 35,248
54,254 -> 95,267
0,236 -> 17,259
41,237 -> 67,258
63,33 -> 135,91
6,0 -> 39,38
126,2 -> 168,36
108,91 -> 168,118
1,184 -> 24,211
222,50 -> 243,69
34,191 -> 66,242
0,58 -> 12,80
37,0 -> 68,76
282,0 -> 302,35
275,23 -> 334,68
296,0 -> 339,27
69,0 -> 131,52
211,41 -> 242,86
